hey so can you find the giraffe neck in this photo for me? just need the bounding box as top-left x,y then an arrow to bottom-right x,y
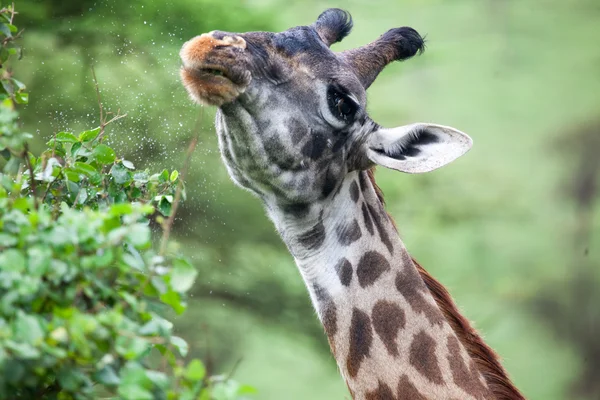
265,171 -> 493,400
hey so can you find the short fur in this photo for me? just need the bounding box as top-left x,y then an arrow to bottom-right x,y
367,170 -> 526,400
179,9 -> 525,399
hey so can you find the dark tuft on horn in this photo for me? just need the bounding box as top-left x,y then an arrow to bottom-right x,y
314,8 -> 353,47
381,27 -> 426,60
342,27 -> 426,89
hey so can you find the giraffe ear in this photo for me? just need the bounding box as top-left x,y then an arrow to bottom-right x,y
364,123 -> 473,173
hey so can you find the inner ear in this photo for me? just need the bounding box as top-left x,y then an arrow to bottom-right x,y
313,8 -> 353,47
375,127 -> 440,160
365,123 -> 473,174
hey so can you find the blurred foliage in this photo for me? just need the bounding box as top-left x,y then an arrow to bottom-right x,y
0,5 -> 255,399
8,0 -> 600,399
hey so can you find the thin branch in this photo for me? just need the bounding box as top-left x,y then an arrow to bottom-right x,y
91,65 -> 104,133
40,168 -> 62,205
159,110 -> 203,255
225,357 -> 243,381
9,2 -> 16,24
90,67 -> 127,142
23,143 -> 38,207
104,109 -> 127,127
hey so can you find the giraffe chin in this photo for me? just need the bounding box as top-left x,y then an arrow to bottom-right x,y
180,66 -> 251,106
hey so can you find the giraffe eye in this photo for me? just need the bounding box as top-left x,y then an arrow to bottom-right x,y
327,86 -> 357,123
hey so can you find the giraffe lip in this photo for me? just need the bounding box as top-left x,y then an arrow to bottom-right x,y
186,62 -> 250,86
191,65 -> 233,82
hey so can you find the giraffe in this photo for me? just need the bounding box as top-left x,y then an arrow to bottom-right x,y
179,8 -> 525,400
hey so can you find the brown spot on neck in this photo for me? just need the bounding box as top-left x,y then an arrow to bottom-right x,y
346,308 -> 373,378
356,251 -> 390,288
366,381 -> 396,400
409,330 -> 444,384
371,300 -> 405,356
313,284 -> 338,344
397,375 -> 426,400
447,335 -> 489,399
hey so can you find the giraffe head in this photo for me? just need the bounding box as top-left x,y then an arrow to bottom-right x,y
180,9 -> 472,208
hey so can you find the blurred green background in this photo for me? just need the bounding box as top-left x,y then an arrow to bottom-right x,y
14,0 -> 600,399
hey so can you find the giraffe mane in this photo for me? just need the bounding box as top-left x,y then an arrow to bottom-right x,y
366,168 -> 525,400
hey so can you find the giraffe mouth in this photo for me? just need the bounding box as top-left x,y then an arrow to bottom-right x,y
180,63 -> 252,106
192,65 -> 234,82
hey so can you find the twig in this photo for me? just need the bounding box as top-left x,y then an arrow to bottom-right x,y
23,143 -> 38,207
158,110 -> 203,255
9,2 -> 16,24
104,108 -> 127,126
225,357 -> 243,381
90,67 -> 127,142
1,3 -> 23,47
40,168 -> 62,205
91,65 -> 104,134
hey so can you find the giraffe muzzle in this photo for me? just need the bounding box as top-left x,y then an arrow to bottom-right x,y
179,32 -> 252,106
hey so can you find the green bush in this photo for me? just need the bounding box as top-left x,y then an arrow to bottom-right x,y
0,5 -> 254,399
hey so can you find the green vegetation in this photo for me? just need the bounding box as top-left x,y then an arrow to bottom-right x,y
0,5 -> 254,399
4,0 -> 600,399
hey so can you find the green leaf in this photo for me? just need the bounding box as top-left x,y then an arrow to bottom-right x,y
64,169 -> 81,183
0,47 -> 8,64
160,290 -> 186,314
1,79 -> 13,95
70,141 -> 82,158
27,246 -> 51,275
14,92 -> 28,105
94,365 -> 120,386
79,127 -> 101,142
11,78 -> 25,90
127,224 -> 150,248
158,169 -> 169,183
170,258 -> 197,293
122,160 -> 135,169
3,156 -> 21,175
111,163 -> 133,185
92,144 -> 116,164
118,384 -> 153,400
0,249 -> 25,272
5,341 -> 40,359
237,384 -> 259,395
157,197 -> 172,216
109,203 -> 133,216
116,336 -> 150,360
0,23 -> 12,38
55,132 -> 79,143
118,362 -> 154,399
130,187 -> 142,199
14,313 -> 44,345
73,162 -> 97,177
184,359 -> 206,381
0,233 -> 17,247
169,336 -> 189,357
139,315 -> 172,336
170,170 -> 179,182
145,370 -> 169,389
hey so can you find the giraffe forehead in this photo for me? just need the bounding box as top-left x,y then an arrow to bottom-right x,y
241,29 -> 367,104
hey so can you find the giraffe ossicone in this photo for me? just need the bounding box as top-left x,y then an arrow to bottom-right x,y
180,8 -> 525,400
